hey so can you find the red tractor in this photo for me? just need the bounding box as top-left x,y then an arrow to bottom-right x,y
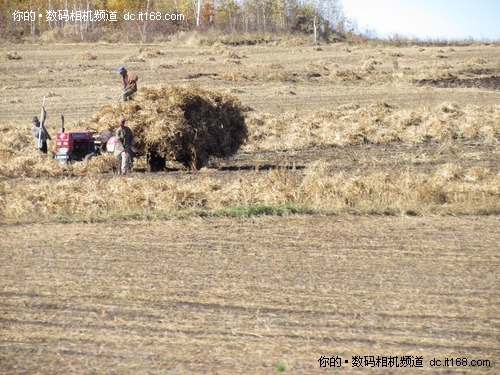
53,116 -> 115,163
54,129 -> 98,162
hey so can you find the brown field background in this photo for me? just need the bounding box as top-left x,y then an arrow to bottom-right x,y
1,216 -> 499,374
0,39 -> 499,374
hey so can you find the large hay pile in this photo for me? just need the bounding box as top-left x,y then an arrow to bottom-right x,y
89,85 -> 247,169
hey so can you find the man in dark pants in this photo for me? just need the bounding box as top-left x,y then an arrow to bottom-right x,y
31,115 -> 51,153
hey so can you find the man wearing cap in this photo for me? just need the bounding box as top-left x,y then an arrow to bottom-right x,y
117,66 -> 138,101
114,116 -> 134,174
31,115 -> 51,153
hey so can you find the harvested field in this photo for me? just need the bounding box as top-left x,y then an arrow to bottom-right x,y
1,215 -> 499,374
0,40 -> 499,374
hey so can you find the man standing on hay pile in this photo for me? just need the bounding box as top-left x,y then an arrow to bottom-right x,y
115,117 -> 134,175
117,66 -> 138,101
31,115 -> 51,154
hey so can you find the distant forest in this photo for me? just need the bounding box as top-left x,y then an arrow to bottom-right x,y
1,0 -> 351,42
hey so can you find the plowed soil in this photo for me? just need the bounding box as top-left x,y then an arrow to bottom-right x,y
1,216 -> 499,374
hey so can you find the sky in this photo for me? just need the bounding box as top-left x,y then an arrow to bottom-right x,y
341,0 -> 500,40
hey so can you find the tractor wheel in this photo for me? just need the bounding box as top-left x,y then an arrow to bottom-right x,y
193,155 -> 208,170
178,154 -> 207,170
147,152 -> 166,172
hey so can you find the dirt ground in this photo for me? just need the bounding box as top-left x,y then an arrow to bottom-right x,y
1,215 -> 499,374
0,41 -> 499,373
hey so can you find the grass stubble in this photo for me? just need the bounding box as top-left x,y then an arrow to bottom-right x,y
0,215 -> 498,373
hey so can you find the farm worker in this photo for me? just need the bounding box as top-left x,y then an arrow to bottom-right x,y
31,115 -> 51,154
117,66 -> 138,101
114,116 -> 134,174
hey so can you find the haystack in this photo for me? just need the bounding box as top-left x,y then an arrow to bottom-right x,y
89,85 -> 247,169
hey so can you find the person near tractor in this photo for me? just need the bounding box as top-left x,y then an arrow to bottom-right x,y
114,116 -> 134,174
117,66 -> 138,101
31,115 -> 51,153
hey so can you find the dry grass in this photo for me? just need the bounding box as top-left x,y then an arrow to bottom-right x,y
1,158 -> 498,223
245,102 -> 499,150
74,51 -> 96,61
2,51 -> 21,60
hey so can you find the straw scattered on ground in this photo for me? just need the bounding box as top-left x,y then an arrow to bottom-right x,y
2,158 -> 498,223
245,102 -> 499,151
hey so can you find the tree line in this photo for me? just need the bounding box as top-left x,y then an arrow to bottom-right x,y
0,0 -> 350,42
